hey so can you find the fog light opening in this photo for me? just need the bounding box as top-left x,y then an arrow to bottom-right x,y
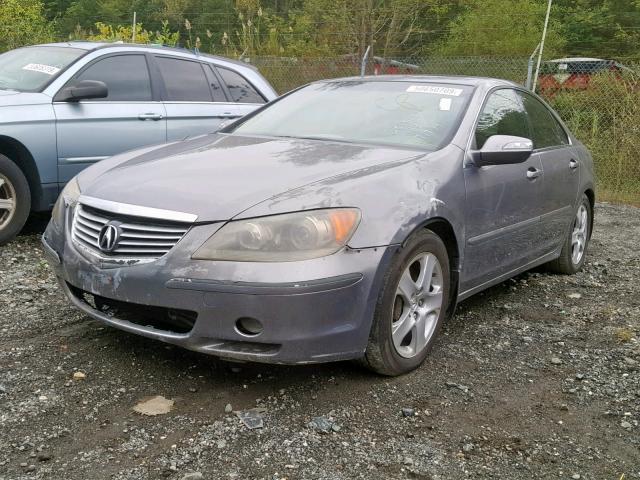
235,317 -> 263,336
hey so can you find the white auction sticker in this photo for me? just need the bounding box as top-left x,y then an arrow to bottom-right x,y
439,98 -> 452,111
22,63 -> 61,75
406,85 -> 463,96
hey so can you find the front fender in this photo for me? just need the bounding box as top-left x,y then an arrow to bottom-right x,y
235,144 -> 467,254
0,103 -> 57,184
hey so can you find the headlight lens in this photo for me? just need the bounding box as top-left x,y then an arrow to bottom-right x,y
193,208 -> 361,262
51,177 -> 81,227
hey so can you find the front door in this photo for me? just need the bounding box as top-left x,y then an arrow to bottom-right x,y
53,54 -> 166,183
462,88 -> 545,291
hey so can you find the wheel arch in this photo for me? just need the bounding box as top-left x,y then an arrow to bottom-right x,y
584,188 -> 595,240
0,136 -> 42,211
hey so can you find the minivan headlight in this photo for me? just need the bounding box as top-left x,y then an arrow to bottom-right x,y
51,177 -> 81,228
192,208 -> 361,262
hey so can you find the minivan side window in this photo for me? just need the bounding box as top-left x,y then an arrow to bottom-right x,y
155,57 -> 214,102
72,55 -> 152,101
475,88 -> 529,148
217,67 -> 265,104
519,92 -> 569,149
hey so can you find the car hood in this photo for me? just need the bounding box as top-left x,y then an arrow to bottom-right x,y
79,134 -> 427,222
0,90 -> 51,106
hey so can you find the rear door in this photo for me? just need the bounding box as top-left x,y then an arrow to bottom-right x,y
54,53 -> 166,183
518,91 -> 580,253
153,56 -> 239,142
462,88 -> 546,290
215,65 -> 267,117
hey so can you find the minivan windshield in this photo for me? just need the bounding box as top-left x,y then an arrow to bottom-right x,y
230,80 -> 473,149
0,46 -> 85,92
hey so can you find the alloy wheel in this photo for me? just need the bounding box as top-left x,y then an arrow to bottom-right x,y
0,174 -> 17,231
571,203 -> 588,265
392,252 -> 444,359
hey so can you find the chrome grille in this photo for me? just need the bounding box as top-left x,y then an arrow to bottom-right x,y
72,204 -> 191,260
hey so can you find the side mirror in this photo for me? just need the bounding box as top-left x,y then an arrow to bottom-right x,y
57,80 -> 108,102
471,135 -> 533,167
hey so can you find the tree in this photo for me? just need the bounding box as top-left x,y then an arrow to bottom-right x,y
435,0 -> 565,57
555,0 -> 640,59
0,0 -> 53,51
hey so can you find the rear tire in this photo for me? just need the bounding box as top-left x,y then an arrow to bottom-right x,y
546,193 -> 592,274
362,230 -> 450,376
0,154 -> 31,246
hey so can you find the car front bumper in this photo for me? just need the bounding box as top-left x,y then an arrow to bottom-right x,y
42,215 -> 394,364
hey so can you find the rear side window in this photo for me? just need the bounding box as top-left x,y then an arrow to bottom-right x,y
73,55 -> 152,101
519,92 -> 569,149
217,67 -> 265,104
475,88 -> 529,148
156,57 -> 213,102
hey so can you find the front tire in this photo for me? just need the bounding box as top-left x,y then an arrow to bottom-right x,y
547,193 -> 592,274
0,154 -> 31,246
362,230 -> 450,376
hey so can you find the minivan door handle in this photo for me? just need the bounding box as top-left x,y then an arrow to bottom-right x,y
526,167 -> 543,180
138,113 -> 164,121
569,159 -> 579,170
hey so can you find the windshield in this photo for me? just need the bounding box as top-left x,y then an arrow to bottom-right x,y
230,80 -> 473,150
0,46 -> 85,92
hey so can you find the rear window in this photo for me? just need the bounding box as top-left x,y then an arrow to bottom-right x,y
0,46 -> 85,92
217,67 -> 265,104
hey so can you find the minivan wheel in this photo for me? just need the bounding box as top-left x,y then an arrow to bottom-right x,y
0,154 -> 31,246
362,230 -> 450,376
547,193 -> 592,275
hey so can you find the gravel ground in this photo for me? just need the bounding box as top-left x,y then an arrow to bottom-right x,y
0,203 -> 638,480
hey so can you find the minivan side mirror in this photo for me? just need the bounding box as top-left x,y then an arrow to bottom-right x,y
471,135 -> 533,167
57,80 -> 108,102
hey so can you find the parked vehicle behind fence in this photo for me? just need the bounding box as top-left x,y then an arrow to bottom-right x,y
43,76 -> 595,376
538,57 -> 634,93
0,42 -> 277,245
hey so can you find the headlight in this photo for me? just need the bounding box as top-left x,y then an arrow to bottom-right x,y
192,208 -> 361,262
51,177 -> 81,228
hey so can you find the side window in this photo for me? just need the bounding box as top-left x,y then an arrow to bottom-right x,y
475,89 -> 529,149
519,92 -> 569,149
217,67 -> 265,104
155,57 -> 213,102
72,55 -> 152,101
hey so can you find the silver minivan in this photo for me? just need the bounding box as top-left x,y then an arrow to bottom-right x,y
0,42 -> 278,244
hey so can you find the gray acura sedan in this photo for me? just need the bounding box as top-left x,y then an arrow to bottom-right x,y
42,76 -> 595,375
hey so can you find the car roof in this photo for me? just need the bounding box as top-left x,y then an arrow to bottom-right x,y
316,74 -> 520,88
35,41 -> 256,70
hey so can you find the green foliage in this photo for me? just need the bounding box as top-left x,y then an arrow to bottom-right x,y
544,72 -> 640,204
0,0 -> 53,51
435,0 -> 565,57
80,21 -> 180,46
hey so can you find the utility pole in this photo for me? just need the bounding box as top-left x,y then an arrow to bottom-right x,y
532,0 -> 552,92
132,11 -> 137,43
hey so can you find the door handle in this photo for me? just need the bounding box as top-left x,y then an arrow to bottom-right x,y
526,167 -> 543,180
569,159 -> 579,170
138,113 -> 163,121
220,112 -> 237,118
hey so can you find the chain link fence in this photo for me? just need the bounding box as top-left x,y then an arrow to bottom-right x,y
248,55 -> 640,205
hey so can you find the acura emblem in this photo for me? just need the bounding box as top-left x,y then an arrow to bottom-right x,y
98,223 -> 120,253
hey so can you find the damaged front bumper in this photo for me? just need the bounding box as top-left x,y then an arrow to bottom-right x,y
42,213 -> 393,364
